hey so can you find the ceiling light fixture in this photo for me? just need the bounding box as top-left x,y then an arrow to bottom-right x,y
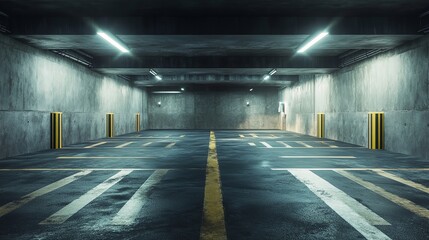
97,31 -> 130,53
181,87 -> 185,91
263,75 -> 270,80
249,88 -> 253,92
297,31 -> 329,53
149,69 -> 162,80
152,91 -> 182,94
268,69 -> 277,76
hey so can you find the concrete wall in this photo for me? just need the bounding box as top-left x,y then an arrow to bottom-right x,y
148,87 -> 279,129
0,34 -> 146,159
280,36 -> 429,160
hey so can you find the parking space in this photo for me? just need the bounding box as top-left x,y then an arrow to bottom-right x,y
1,130 -> 429,239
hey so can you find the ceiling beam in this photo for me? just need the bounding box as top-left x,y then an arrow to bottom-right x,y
7,16 -> 422,35
93,56 -> 339,69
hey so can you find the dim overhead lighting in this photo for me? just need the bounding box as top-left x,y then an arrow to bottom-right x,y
97,31 -> 130,53
268,69 -> 277,76
297,31 -> 329,53
152,91 -> 182,94
150,69 -> 162,80
263,75 -> 270,81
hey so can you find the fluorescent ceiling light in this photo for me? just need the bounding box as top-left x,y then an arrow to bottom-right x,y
249,88 -> 253,92
152,91 -> 182,94
263,75 -> 270,80
181,87 -> 185,91
149,69 -> 158,76
297,31 -> 329,53
97,31 -> 130,53
268,69 -> 277,76
155,75 -> 162,80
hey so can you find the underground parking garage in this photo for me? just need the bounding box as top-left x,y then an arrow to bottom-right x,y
0,1 -> 429,239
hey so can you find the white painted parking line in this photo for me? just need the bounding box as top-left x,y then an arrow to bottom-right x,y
336,170 -> 429,220
272,168 -> 429,171
373,170 -> 429,195
279,156 -> 356,159
248,142 -> 256,146
84,142 -> 107,149
296,141 -> 313,148
289,170 -> 391,240
239,134 -> 245,138
277,141 -> 292,148
180,135 -> 186,138
165,142 -> 176,148
250,134 -> 258,138
40,170 -> 133,225
0,170 -> 92,218
142,142 -> 153,147
57,156 -> 154,159
260,142 -> 273,148
321,141 -> 339,148
114,142 -> 134,148
111,169 -> 168,225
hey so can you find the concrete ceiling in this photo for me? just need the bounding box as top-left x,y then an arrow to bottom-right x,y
0,1 -> 428,87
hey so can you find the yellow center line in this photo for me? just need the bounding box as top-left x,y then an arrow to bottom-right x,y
373,170 -> 429,195
336,170 -> 429,220
200,131 -> 227,240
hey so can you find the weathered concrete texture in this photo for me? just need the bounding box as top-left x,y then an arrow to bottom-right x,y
280,35 -> 429,160
0,34 -> 146,159
148,88 -> 279,129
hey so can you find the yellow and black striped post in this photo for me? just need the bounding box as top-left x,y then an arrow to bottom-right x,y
136,113 -> 141,132
50,112 -> 63,149
106,113 -> 114,138
317,113 -> 325,138
368,112 -> 384,150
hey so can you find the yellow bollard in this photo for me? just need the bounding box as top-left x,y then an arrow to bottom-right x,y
368,112 -> 384,149
136,113 -> 141,132
317,113 -> 325,138
106,113 -> 114,138
50,112 -> 63,149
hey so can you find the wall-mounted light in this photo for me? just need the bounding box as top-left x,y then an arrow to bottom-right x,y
297,31 -> 329,53
150,69 -> 162,80
157,101 -> 161,106
246,101 -> 250,106
97,31 -> 130,53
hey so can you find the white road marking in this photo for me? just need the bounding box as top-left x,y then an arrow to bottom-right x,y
250,134 -> 258,138
272,168 -> 429,171
277,141 -> 292,148
373,170 -> 429,195
0,171 -> 92,218
57,156 -> 154,159
39,170 -> 133,225
165,142 -> 176,148
260,142 -> 273,148
248,142 -> 256,146
337,170 -> 429,220
279,156 -> 356,159
239,134 -> 245,138
142,142 -> 153,147
296,141 -> 313,148
257,147 -> 364,149
180,135 -> 186,138
111,169 -> 168,225
321,141 -> 339,148
114,142 -> 134,148
84,142 -> 107,149
289,170 -> 391,240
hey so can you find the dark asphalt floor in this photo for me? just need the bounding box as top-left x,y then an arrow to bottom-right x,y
0,130 -> 428,239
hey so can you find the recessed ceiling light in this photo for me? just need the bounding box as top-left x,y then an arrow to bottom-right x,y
97,31 -> 130,53
297,31 -> 329,53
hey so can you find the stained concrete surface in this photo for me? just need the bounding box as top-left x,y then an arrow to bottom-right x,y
280,35 -> 429,160
1,130 -> 429,239
0,34 -> 146,159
